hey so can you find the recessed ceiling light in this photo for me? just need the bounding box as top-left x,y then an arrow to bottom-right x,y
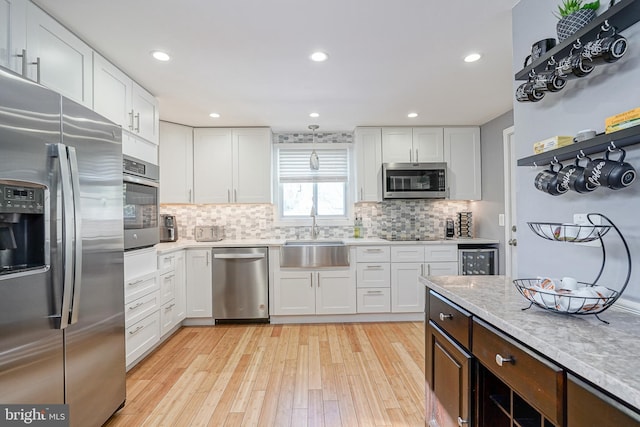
407,112 -> 418,118
464,53 -> 482,63
151,50 -> 171,61
209,113 -> 220,118
310,51 -> 329,62
309,112 -> 320,118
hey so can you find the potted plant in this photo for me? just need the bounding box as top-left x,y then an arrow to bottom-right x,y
555,0 -> 600,42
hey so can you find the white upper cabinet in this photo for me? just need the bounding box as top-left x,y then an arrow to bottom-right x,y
354,127 -> 382,202
444,127 -> 482,200
193,127 -> 271,204
381,127 -> 444,163
25,2 -> 93,108
93,53 -> 159,144
0,0 -> 26,73
159,121 -> 194,203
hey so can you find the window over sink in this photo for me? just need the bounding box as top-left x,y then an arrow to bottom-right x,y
274,144 -> 352,225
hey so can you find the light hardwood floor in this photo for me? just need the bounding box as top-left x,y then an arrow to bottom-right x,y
106,322 -> 426,427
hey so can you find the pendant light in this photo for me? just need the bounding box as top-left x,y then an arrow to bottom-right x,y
309,124 -> 320,170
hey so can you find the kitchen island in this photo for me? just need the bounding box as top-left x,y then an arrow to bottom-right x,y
421,274 -> 640,426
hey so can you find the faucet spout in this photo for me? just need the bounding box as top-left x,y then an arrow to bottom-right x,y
310,204 -> 319,239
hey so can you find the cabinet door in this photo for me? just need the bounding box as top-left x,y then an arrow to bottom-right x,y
132,82 -> 159,144
0,0 -> 26,73
159,121 -> 194,203
174,251 -> 186,322
193,128 -> 233,203
567,374 -> 640,427
159,271 -> 176,305
273,270 -> 315,315
93,53 -> 133,130
413,127 -> 444,162
122,132 -> 158,165
316,270 -> 356,314
426,322 -> 472,427
444,127 -> 481,200
185,249 -> 212,318
382,127 -> 413,163
160,301 -> 177,336
391,262 -> 424,313
233,128 -> 272,203
355,127 -> 382,202
26,3 -> 93,107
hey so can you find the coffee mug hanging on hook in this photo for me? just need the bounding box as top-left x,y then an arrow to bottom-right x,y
581,22 -> 628,66
556,40 -> 594,79
516,72 -> 545,102
532,57 -> 567,93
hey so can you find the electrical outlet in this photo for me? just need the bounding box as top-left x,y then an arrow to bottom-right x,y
573,213 -> 601,247
498,214 -> 505,227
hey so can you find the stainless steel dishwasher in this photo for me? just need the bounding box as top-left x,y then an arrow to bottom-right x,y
212,247 -> 269,322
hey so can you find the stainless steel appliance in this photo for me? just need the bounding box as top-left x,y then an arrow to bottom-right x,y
212,247 -> 268,322
382,162 -> 448,199
458,246 -> 498,275
123,155 -> 159,250
0,67 -> 125,426
194,225 -> 225,242
160,214 -> 178,242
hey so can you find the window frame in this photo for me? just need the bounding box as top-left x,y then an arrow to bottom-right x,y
273,142 -> 354,227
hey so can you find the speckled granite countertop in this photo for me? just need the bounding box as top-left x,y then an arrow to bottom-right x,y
155,237 -> 499,254
420,275 -> 640,410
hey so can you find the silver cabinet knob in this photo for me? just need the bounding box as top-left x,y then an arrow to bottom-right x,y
439,313 -> 453,321
495,354 -> 514,367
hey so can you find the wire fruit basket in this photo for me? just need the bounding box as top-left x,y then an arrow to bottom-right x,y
514,213 -> 631,323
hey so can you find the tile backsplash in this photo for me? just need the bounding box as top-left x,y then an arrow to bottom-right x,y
160,199 -> 472,241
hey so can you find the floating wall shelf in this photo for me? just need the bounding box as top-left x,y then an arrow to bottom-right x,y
515,0 -> 640,81
517,125 -> 640,166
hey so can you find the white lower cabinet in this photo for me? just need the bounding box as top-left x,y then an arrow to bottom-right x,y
390,245 -> 459,313
158,250 -> 185,337
273,269 -> 356,315
186,249 -> 213,318
356,246 -> 391,313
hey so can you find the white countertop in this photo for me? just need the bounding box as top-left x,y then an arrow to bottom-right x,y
420,275 -> 640,411
155,237 -> 499,253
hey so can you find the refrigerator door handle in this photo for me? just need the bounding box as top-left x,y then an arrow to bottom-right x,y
67,147 -> 83,324
53,143 -> 75,329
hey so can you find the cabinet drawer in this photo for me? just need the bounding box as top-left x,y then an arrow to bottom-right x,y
160,301 -> 178,337
160,271 -> 176,304
124,247 -> 157,280
425,244 -> 458,262
124,271 -> 159,304
357,288 -> 390,313
473,318 -> 564,425
125,290 -> 160,326
356,246 -> 390,262
158,253 -> 176,275
356,263 -> 390,287
126,311 -> 160,367
391,245 -> 425,262
429,291 -> 471,349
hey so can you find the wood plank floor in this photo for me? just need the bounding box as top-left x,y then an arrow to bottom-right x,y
105,322 -> 426,427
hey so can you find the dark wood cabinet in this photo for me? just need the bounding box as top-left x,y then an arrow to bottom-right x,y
427,321 -> 473,427
567,374 -> 640,427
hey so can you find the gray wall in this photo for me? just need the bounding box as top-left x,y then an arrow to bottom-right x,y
476,110 -> 514,274
513,1 -> 640,302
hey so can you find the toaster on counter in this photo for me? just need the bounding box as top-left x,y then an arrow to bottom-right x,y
194,225 -> 225,242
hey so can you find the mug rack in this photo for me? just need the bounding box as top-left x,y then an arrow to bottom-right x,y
514,0 -> 640,81
517,125 -> 640,167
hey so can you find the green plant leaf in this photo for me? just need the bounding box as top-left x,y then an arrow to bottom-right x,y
583,0 -> 600,10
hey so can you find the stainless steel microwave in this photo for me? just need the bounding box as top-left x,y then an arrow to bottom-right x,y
382,162 -> 447,199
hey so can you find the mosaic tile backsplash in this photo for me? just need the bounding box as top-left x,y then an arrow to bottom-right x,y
160,200 -> 472,241
273,131 -> 353,144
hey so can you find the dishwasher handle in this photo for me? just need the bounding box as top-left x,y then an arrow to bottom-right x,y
213,253 -> 266,260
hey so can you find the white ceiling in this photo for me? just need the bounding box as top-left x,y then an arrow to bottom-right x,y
33,0 -> 517,132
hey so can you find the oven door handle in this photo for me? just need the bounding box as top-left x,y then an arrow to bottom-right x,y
123,174 -> 159,187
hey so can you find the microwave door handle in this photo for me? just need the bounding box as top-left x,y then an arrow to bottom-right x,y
67,147 -> 83,325
52,143 -> 74,329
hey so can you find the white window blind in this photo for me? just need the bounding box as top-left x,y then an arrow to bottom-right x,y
277,148 -> 349,183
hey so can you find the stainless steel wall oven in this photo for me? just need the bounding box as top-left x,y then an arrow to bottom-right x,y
123,155 -> 159,250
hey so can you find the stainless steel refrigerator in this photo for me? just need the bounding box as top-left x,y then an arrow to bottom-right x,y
0,67 -> 126,426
